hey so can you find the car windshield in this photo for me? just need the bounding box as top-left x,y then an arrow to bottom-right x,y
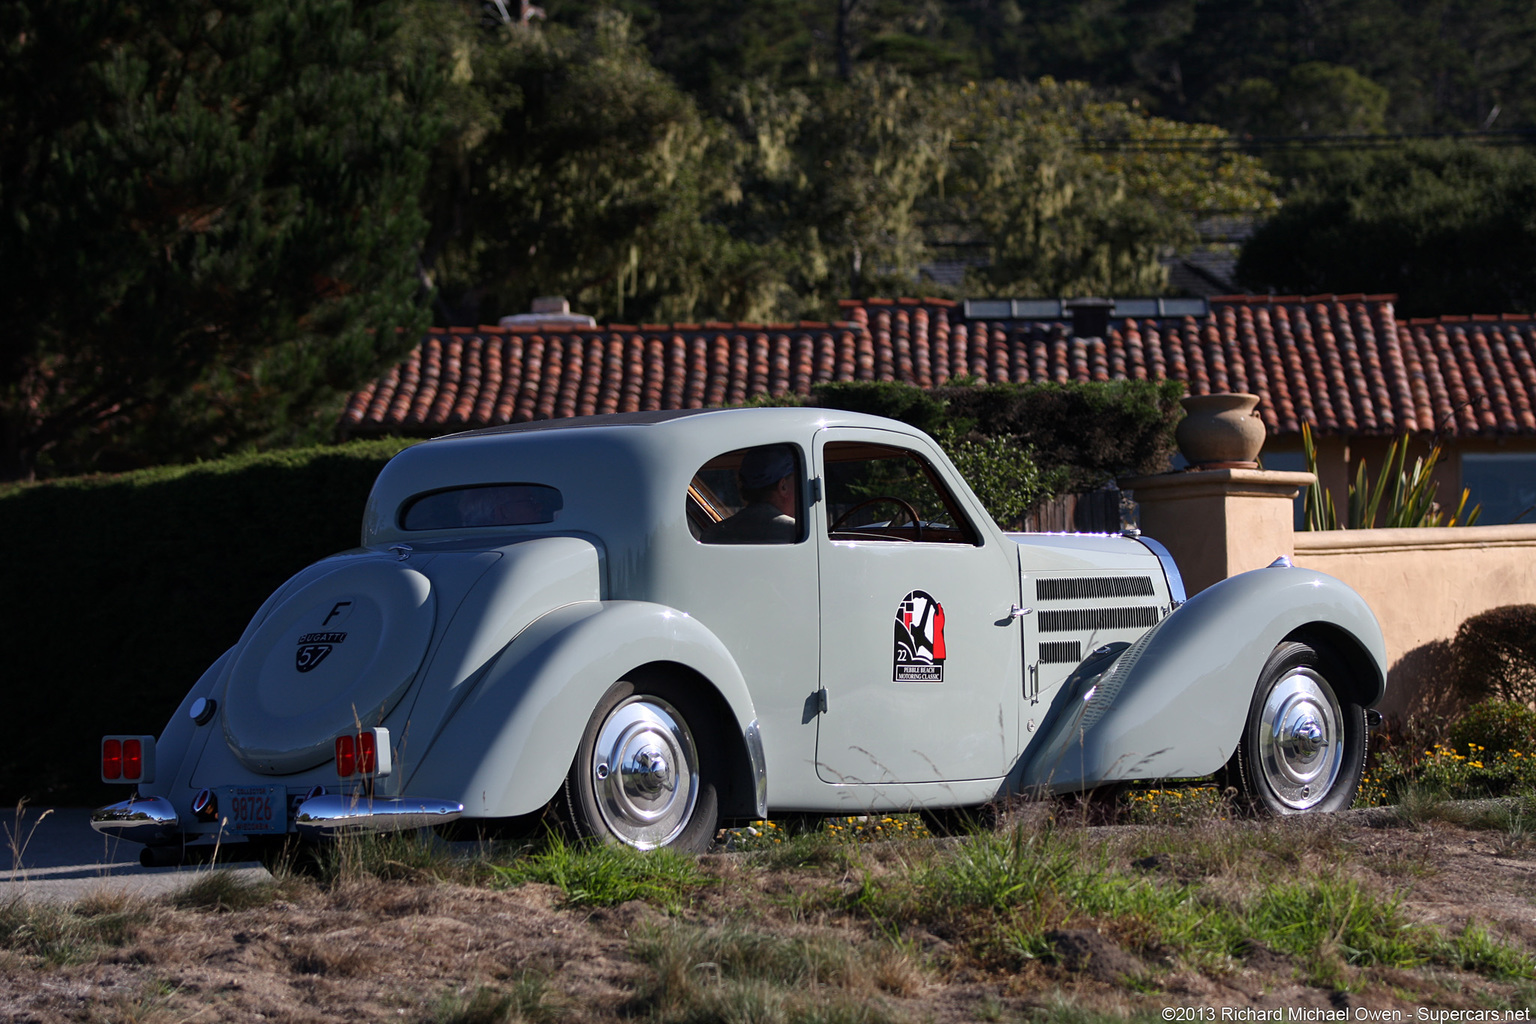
400,484 -> 564,530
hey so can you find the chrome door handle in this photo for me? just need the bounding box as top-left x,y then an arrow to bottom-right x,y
1009,605 -> 1032,619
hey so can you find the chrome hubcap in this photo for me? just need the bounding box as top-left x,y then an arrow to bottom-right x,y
591,696 -> 698,849
1257,670 -> 1344,811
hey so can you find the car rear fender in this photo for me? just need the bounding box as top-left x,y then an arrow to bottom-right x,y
1017,565 -> 1385,792
133,648 -> 236,802
403,601 -> 763,819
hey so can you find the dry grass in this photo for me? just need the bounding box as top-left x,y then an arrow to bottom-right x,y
0,807 -> 1533,1022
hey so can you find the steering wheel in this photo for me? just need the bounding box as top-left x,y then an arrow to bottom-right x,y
829,496 -> 924,542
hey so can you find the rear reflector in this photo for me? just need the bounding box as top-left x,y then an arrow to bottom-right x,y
335,727 -> 392,779
101,735 -> 156,784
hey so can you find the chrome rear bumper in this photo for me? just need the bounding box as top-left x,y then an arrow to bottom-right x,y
91,792 -> 464,844
90,796 -> 180,843
294,794 -> 464,838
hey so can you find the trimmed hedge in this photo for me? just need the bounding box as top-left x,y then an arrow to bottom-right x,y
0,439 -> 416,804
806,378 -> 1185,494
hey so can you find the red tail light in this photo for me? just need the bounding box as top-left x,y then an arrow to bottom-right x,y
101,735 -> 156,784
335,735 -> 357,777
334,727 -> 392,779
123,739 -> 143,780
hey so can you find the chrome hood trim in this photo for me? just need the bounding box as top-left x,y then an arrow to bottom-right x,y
1131,534 -> 1187,606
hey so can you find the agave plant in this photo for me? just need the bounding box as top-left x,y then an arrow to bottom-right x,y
1301,424 -> 1481,530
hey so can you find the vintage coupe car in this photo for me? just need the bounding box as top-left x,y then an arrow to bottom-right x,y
93,407 -> 1387,858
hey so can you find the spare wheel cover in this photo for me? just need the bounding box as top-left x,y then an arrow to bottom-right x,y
224,559 -> 436,774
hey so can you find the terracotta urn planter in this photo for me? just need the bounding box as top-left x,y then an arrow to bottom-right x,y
1175,392 -> 1266,468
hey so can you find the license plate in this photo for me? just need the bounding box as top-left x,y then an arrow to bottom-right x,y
225,785 -> 286,834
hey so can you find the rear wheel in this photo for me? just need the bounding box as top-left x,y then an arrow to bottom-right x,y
1231,641 -> 1367,814
563,679 -> 720,852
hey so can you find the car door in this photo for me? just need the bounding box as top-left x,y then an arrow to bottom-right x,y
813,428 -> 1022,785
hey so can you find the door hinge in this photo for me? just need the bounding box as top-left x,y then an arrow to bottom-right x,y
1027,664 -> 1039,704
808,477 -> 823,504
815,688 -> 828,714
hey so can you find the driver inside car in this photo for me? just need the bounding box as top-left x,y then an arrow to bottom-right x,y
701,444 -> 799,544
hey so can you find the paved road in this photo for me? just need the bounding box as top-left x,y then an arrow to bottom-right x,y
1,806 -> 268,904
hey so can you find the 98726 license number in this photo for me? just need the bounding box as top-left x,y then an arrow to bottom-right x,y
225,785 -> 285,834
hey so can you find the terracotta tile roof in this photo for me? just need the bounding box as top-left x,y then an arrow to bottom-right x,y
341,295 -> 1536,440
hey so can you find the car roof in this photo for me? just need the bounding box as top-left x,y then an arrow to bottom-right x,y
424,406 -> 915,444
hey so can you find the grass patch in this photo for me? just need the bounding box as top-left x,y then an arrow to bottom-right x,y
490,833 -> 708,909
631,921 -> 919,1023
310,828 -> 505,887
1245,878 -> 1425,971
1445,920 -> 1536,980
825,820 -> 1533,985
166,869 -> 285,913
419,975 -> 557,1024
0,890 -> 155,964
82,978 -> 184,1024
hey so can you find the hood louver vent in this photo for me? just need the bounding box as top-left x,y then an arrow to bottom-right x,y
1038,641 -> 1083,665
1035,576 -> 1155,601
1039,607 -> 1162,633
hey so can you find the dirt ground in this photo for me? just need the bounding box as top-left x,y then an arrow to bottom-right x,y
2,807 -> 1533,1024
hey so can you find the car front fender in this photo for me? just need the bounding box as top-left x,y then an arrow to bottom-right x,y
1018,565 -> 1385,792
403,600 -> 763,819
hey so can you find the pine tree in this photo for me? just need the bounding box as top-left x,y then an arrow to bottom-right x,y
0,0 -> 438,479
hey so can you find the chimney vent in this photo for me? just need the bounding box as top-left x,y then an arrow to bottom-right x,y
1064,297 -> 1113,338
500,296 -> 596,329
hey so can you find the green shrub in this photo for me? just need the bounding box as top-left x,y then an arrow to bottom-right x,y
1301,424 -> 1480,530
0,438 -> 416,804
1448,701 -> 1536,756
935,379 -> 1185,491
804,379 -> 1182,524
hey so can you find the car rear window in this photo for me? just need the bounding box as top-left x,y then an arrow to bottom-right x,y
400,484 -> 564,530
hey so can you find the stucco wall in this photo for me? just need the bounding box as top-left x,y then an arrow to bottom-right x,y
1292,524 -> 1536,720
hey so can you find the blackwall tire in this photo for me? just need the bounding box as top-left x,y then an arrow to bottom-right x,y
1233,641 -> 1367,814
563,679 -> 720,852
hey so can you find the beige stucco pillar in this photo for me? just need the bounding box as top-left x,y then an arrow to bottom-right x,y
1119,469 -> 1316,596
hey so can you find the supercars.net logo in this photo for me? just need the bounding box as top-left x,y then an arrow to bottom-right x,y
893,590 -> 946,682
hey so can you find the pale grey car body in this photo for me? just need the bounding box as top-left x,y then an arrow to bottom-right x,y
93,407 -> 1387,853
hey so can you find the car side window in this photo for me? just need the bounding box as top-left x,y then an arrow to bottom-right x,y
823,441 -> 979,544
689,444 -> 804,545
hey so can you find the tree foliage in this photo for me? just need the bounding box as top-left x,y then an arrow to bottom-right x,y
1237,143 -> 1536,318
557,0 -> 1536,134
0,0 -> 437,480
422,10 -> 771,324
950,78 -> 1275,298
423,8 -> 1274,325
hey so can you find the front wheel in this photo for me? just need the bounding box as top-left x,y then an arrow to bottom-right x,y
563,679 -> 720,852
1230,641 -> 1367,814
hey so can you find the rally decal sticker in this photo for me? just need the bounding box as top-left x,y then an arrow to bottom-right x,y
295,631 -> 346,673
893,590 -> 946,682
